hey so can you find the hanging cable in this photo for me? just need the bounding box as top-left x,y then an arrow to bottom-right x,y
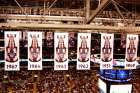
14,0 -> 27,15
48,0 -> 58,9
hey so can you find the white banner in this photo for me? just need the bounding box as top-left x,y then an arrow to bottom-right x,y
77,33 -> 91,70
110,85 -> 132,93
28,32 -> 42,70
125,34 -> 138,69
54,32 -> 68,70
100,33 -> 114,69
5,31 -> 20,71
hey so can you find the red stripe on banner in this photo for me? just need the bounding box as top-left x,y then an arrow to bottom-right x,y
100,33 -> 114,69
77,33 -> 91,70
125,34 -> 138,69
5,31 -> 20,71
54,32 -> 68,70
28,32 -> 42,70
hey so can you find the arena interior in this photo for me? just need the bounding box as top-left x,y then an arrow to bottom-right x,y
0,0 -> 140,93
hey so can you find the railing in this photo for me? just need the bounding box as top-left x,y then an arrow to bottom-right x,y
0,6 -> 137,19
0,6 -> 84,17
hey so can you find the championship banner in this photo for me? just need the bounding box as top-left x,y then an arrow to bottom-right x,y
77,33 -> 91,70
125,34 -> 138,69
100,33 -> 114,69
120,33 -> 126,48
5,31 -> 20,71
46,32 -> 53,48
54,32 -> 68,70
28,32 -> 42,70
69,32 -> 76,48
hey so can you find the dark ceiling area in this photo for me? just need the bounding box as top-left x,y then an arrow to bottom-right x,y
0,0 -> 85,8
0,0 -> 139,11
119,0 -> 140,5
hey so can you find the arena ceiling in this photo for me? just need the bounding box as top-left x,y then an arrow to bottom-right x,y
0,0 -> 140,31
0,0 -> 140,10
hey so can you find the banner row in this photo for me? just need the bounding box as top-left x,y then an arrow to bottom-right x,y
4,32 -> 138,71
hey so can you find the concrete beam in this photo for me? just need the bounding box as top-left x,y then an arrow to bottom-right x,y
0,23 -> 140,33
0,14 -> 83,22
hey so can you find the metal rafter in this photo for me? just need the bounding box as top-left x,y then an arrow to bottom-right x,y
86,0 -> 111,24
85,0 -> 90,20
14,0 -> 26,15
48,0 -> 58,9
112,0 -> 125,22
0,23 -> 140,33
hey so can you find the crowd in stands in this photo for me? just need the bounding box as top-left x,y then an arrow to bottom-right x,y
131,69 -> 140,93
0,67 -> 139,93
0,67 -> 99,93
